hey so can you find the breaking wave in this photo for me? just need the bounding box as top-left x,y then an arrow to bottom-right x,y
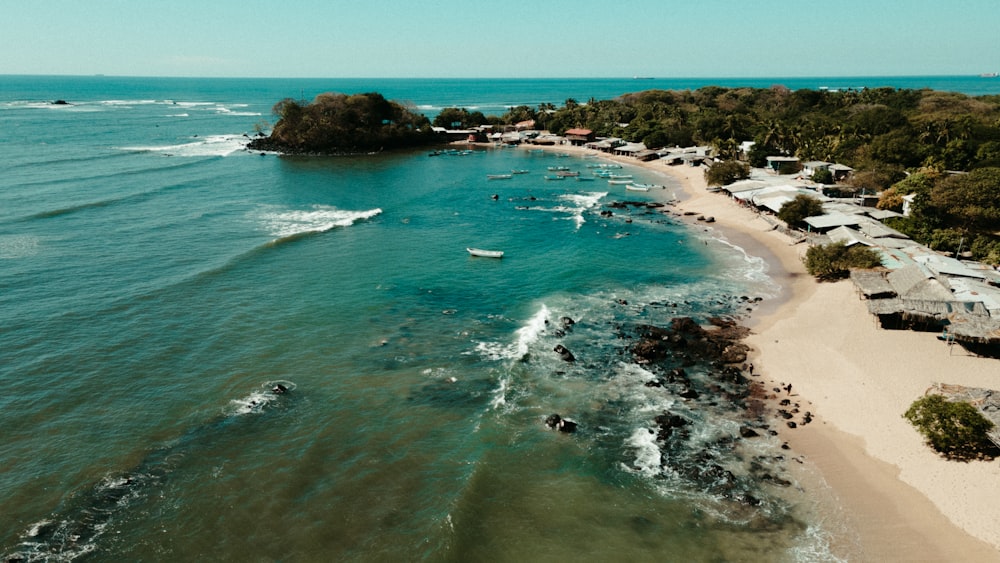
120,134 -> 249,157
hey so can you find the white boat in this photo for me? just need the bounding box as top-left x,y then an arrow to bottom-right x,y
625,184 -> 650,192
467,247 -> 504,258
608,179 -> 633,185
487,174 -> 513,180
608,174 -> 633,180
511,169 -> 530,174
630,183 -> 663,190
544,175 -> 566,181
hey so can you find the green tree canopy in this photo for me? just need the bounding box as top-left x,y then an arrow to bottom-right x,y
929,167 -> 1000,233
777,194 -> 825,227
253,92 -> 433,154
803,242 -> 883,280
703,160 -> 751,186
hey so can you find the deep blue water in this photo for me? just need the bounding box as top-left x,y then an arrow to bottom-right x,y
3,74 -> 984,561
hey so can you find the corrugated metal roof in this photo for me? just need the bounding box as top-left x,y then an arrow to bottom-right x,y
913,253 -> 989,280
828,226 -> 875,247
804,212 -> 863,230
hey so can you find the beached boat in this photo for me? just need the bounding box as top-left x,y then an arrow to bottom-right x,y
466,247 -> 504,258
625,184 -> 650,192
487,174 -> 513,180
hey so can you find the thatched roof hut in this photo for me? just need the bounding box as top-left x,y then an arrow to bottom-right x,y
866,298 -> 990,331
886,263 -> 954,301
850,270 -> 895,299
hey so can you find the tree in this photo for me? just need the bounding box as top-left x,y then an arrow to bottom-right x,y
777,194 -> 824,228
703,160 -> 750,186
904,394 -> 997,461
929,167 -> 1000,234
811,168 -> 834,185
803,242 -> 883,280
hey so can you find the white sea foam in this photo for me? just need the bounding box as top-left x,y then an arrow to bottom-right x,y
121,134 -> 249,157
624,427 -> 663,476
256,205 -> 382,239
559,191 -> 606,230
513,304 -> 550,359
213,105 -> 261,116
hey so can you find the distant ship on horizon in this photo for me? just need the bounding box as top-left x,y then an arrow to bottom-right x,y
980,72 -> 998,78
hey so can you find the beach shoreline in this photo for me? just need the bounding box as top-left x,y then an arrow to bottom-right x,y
518,142 -> 1000,560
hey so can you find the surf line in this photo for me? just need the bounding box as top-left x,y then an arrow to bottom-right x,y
2,381 -> 295,561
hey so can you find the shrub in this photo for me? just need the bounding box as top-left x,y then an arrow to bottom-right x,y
904,394 -> 997,461
777,194 -> 824,228
704,160 -> 751,186
811,168 -> 834,185
803,242 -> 883,280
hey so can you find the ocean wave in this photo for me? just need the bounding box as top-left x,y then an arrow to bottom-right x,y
120,134 -> 249,157
256,205 -> 383,241
517,191 -> 607,231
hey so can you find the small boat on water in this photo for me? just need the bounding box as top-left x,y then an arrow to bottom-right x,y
630,183 -> 663,190
608,179 -> 633,185
544,175 -> 566,181
556,171 -> 580,177
547,166 -> 570,171
467,247 -> 504,258
487,174 -> 513,180
625,184 -> 650,192
511,169 -> 530,174
576,176 -> 595,181
608,174 -> 633,180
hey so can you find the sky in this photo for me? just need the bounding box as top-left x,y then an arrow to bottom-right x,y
2,0 -> 999,78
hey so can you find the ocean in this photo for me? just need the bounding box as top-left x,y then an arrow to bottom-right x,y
2,75 -> 997,562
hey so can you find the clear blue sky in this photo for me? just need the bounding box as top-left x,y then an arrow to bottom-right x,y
3,0 -> 998,78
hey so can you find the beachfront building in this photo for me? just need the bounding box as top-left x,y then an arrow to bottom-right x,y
563,128 -> 594,146
613,142 -> 647,158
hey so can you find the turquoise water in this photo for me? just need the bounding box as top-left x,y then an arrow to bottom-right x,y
6,74 -> 992,561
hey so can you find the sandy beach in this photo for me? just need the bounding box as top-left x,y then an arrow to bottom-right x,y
528,142 -> 1000,560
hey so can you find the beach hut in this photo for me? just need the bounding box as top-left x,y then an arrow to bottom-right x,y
850,270 -> 896,299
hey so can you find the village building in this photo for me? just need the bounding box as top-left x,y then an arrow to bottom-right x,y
563,128 -> 595,146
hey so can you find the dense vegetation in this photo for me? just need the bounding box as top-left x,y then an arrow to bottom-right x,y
804,242 -> 884,280
904,394 -> 997,461
484,86 -> 1000,264
248,92 -> 434,154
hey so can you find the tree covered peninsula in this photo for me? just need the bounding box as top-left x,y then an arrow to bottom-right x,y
247,92 -> 435,154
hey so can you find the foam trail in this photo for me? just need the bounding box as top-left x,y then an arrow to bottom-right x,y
257,205 -> 383,240
1,382 -> 295,562
559,192 -> 607,230
121,134 -> 249,157
513,304 -> 550,360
